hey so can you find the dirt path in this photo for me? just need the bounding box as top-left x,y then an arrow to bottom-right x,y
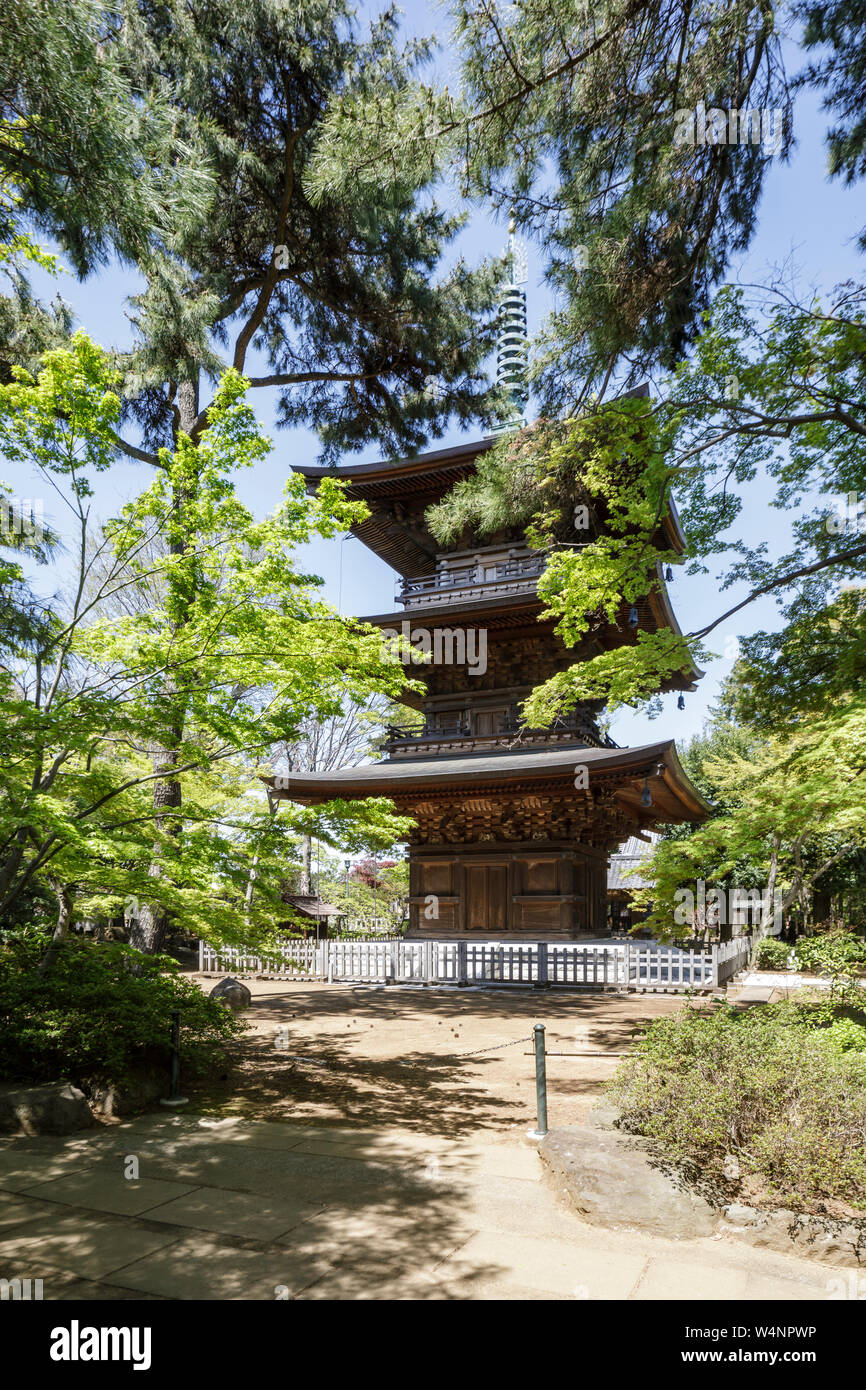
1,981 -> 841,1301
188,977 -> 688,1137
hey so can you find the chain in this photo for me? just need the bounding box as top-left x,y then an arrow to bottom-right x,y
432,1034 -> 534,1062
270,1034 -> 534,1071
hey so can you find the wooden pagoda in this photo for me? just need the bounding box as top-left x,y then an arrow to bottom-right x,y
267,432 -> 709,940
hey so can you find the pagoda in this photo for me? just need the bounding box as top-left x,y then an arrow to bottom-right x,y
268,229 -> 709,939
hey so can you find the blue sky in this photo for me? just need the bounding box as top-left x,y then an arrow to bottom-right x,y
5,5 -> 863,750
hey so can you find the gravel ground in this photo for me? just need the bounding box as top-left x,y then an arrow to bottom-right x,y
186,976 -> 691,1138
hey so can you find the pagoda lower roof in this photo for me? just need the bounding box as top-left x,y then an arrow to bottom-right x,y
265,739 -> 710,824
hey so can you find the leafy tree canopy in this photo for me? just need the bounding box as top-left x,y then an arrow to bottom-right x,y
311,0 -> 791,406
0,335 -> 412,949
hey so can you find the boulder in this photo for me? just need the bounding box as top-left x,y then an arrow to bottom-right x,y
719,1202 -> 866,1268
87,1070 -> 169,1118
209,976 -> 252,1011
539,1120 -> 718,1239
0,1081 -> 95,1136
540,1109 -> 866,1267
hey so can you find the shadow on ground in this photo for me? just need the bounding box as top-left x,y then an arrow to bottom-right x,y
184,981 -> 681,1137
0,1114 -> 505,1298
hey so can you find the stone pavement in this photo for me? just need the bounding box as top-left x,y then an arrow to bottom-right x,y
0,1114 -> 840,1300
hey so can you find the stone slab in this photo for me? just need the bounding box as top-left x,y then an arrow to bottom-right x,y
0,1192 -> 56,1231
0,1210 -> 180,1279
21,1170 -> 199,1216
446,1228 -> 647,1298
633,1256 -> 749,1301
143,1187 -> 325,1240
110,1234 -> 332,1300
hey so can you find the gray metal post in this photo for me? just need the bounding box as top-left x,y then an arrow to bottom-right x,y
170,1010 -> 181,1095
527,1023 -> 548,1139
160,1008 -> 189,1108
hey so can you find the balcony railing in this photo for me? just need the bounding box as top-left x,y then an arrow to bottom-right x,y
382,713 -> 617,755
397,554 -> 546,608
502,715 -> 617,748
385,720 -> 470,743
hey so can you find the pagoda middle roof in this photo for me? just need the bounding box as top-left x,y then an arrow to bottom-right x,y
355,582 -> 702,690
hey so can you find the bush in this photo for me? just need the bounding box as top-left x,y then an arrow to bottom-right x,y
794,932 -> 866,976
753,937 -> 792,970
0,933 -> 244,1088
752,931 -> 866,975
607,994 -> 866,1212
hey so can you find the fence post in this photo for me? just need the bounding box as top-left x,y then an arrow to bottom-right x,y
535,942 -> 548,989
710,944 -> 720,988
457,940 -> 468,987
527,1024 -> 548,1139
424,940 -> 433,985
198,939 -> 204,972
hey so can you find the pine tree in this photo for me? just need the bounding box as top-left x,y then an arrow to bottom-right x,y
1,0 -> 211,275
797,0 -> 866,233
311,0 -> 791,408
112,0 -> 502,464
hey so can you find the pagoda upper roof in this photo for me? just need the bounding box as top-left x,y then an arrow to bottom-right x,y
293,430 -> 687,573
265,739 -> 710,825
294,435 -> 492,495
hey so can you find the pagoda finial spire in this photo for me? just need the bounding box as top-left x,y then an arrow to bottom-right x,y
493,210 -> 529,432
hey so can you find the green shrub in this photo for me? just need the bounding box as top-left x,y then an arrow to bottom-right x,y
0,934 -> 244,1088
754,937 -> 792,970
752,931 -> 866,976
607,995 -> 866,1212
794,932 -> 866,976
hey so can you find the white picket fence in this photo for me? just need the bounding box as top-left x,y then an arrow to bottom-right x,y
199,934 -> 752,992
343,917 -> 400,934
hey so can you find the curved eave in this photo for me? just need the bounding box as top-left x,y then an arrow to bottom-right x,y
664,494 -> 687,556
292,437 -> 494,497
358,595 -> 547,629
264,739 -> 711,825
648,566 -> 703,688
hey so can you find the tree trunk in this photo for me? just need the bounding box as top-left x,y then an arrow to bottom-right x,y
244,798 -> 278,926
299,834 -> 312,895
753,831 -> 781,957
133,375 -> 198,955
129,751 -> 183,956
39,879 -> 73,975
812,887 -> 832,927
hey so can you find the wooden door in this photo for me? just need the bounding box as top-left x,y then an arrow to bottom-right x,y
464,863 -> 508,931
